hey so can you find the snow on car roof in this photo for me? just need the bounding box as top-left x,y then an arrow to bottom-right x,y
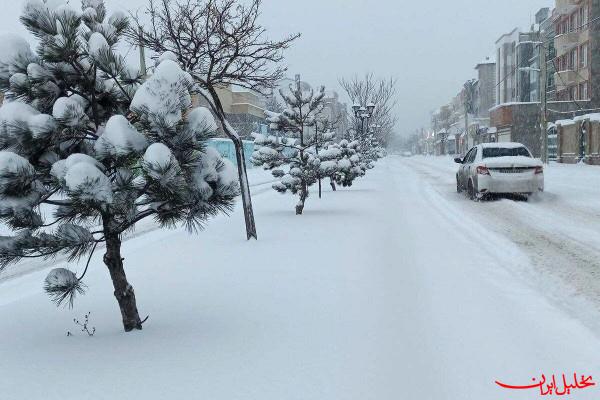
480,142 -> 526,149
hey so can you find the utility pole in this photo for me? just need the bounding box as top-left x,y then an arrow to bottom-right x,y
539,38 -> 548,164
464,100 -> 469,153
463,79 -> 476,153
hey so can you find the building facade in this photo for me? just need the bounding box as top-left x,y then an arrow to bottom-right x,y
474,58 -> 497,120
321,90 -> 349,140
496,28 -> 520,104
216,85 -> 269,140
553,0 -> 596,104
538,7 -> 557,102
515,30 -> 539,102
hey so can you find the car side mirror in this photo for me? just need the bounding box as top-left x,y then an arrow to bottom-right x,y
454,157 -> 463,164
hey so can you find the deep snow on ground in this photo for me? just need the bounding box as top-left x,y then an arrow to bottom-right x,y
405,155 -> 600,330
1,157 -> 600,399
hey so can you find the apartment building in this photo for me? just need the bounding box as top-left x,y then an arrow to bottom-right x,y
553,0 -> 595,103
521,8 -> 556,102
474,58 -> 496,120
495,28 -> 519,104
216,85 -> 269,139
321,90 -> 349,140
538,8 -> 557,101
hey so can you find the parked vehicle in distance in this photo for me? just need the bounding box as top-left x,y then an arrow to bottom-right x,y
455,143 -> 544,201
402,151 -> 413,157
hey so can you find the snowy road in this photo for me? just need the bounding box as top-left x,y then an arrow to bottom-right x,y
403,156 -> 600,327
1,156 -> 600,399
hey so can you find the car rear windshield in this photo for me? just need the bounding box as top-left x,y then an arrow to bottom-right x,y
482,147 -> 531,158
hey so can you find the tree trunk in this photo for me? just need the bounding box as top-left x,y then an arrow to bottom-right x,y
229,134 -> 258,240
204,86 -> 257,240
318,177 -> 322,198
296,181 -> 308,215
330,177 -> 337,191
103,230 -> 142,332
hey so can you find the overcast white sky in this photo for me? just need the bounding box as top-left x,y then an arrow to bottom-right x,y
2,0 -> 553,136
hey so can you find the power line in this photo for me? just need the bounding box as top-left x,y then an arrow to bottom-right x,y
549,56 -> 587,110
547,107 -> 600,114
495,14 -> 600,91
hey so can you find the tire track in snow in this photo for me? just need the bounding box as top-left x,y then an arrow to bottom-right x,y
400,156 -> 600,329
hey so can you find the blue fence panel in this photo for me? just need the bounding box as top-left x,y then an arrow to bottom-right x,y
206,138 -> 254,168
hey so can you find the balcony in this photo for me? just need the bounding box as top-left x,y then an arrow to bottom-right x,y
554,70 -> 577,90
553,0 -> 579,18
555,31 -> 581,54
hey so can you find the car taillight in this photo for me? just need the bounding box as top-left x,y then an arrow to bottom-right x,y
476,166 -> 490,175
534,166 -> 544,175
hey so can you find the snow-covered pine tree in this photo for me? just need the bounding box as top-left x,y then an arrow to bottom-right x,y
252,84 -> 326,215
130,0 -> 300,240
357,128 -> 382,167
328,139 -> 366,188
319,139 -> 366,191
0,0 -> 238,332
312,117 -> 336,198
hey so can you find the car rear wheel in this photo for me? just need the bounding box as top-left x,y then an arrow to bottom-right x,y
467,179 -> 475,200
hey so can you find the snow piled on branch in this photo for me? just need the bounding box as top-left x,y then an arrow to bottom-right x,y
0,151 -> 34,176
0,101 -> 57,141
88,32 -> 109,59
188,107 -> 218,133
0,34 -> 34,80
194,148 -> 239,200
44,268 -> 78,291
94,115 -> 148,158
131,59 -> 193,127
50,153 -> 104,181
65,162 -> 113,204
28,114 -> 56,138
54,3 -> 81,20
157,51 -> 178,65
0,151 -> 41,218
23,0 -> 67,13
52,96 -> 87,127
0,101 -> 39,128
143,143 -> 173,168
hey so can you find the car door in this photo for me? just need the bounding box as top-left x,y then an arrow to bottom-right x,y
466,147 -> 478,181
460,148 -> 474,186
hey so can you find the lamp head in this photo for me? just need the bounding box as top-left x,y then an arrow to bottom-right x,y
367,102 -> 376,115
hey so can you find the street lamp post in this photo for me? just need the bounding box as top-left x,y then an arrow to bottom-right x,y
352,102 -> 377,163
352,102 -> 376,139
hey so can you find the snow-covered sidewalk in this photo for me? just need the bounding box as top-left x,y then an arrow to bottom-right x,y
0,156 -> 599,399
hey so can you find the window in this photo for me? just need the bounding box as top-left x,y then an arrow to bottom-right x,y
569,85 -> 576,100
468,148 -> 478,163
482,147 -> 531,158
579,82 -> 589,100
570,12 -> 577,32
579,5 -> 588,29
580,43 -> 588,68
569,49 -> 577,70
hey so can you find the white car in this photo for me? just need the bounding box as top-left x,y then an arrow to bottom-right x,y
455,143 -> 544,200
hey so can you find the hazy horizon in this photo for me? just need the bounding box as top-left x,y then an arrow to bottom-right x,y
0,0 -> 554,137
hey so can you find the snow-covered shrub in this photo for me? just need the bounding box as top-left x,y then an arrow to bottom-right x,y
251,84 -> 327,214
328,140 -> 367,187
0,0 -> 238,332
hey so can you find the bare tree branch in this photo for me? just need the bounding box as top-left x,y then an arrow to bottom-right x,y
339,73 -> 398,147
